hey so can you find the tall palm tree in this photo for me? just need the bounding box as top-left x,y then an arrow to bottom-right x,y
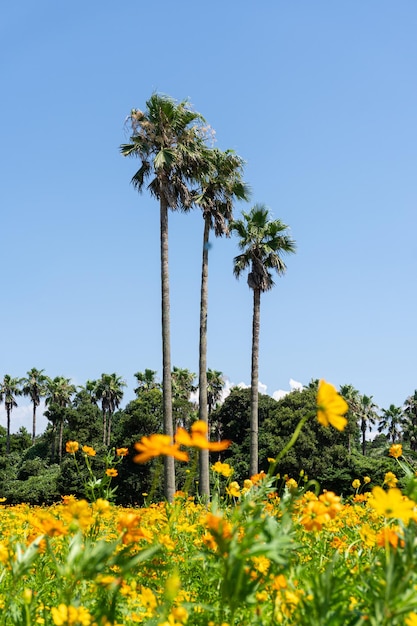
339,384 -> 361,453
171,366 -> 197,430
195,148 -> 249,497
121,93 -> 209,501
207,369 -> 225,417
403,390 -> 417,451
45,376 -> 76,462
21,367 -> 49,443
0,374 -> 22,454
358,394 -> 379,455
378,404 -> 404,444
134,369 -> 161,396
95,373 -> 126,446
231,204 -> 296,476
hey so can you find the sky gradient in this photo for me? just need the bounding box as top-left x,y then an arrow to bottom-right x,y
1,1 -> 416,433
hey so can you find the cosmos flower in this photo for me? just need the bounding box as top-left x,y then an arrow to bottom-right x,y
175,420 -> 231,451
370,486 -> 415,524
66,441 -> 79,454
316,380 -> 348,431
133,434 -> 189,464
389,444 -> 403,459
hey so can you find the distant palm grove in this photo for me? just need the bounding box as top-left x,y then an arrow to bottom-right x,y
0,367 -> 417,505
2,93 -> 416,504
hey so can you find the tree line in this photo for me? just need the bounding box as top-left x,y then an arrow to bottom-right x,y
0,367 -> 416,505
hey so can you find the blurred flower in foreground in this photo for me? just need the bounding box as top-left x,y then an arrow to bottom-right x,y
134,434 -> 189,464
405,613 -> 417,626
370,486 -> 415,524
175,420 -> 231,451
316,380 -> 348,431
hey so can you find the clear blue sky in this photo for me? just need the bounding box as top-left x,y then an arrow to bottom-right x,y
1,1 -> 416,433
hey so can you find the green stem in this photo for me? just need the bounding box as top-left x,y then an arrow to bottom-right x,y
269,412 -> 313,475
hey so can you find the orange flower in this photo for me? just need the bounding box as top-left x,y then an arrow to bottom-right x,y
82,445 -> 96,456
317,380 -> 348,431
66,441 -> 79,454
376,526 -> 403,549
116,447 -> 129,457
389,444 -> 403,459
175,420 -> 231,451
105,468 -> 118,477
133,434 -> 189,464
300,500 -> 331,531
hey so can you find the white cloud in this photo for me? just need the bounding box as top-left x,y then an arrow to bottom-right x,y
289,378 -> 303,391
0,400 -> 49,435
272,379 -> 304,401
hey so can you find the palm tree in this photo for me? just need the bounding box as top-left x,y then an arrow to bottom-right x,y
0,374 -> 22,454
358,394 -> 379,455
403,390 -> 417,451
45,376 -> 76,462
207,369 -> 224,417
21,367 -> 49,443
231,204 -> 296,476
171,366 -> 197,430
195,148 -> 249,497
95,373 -> 126,446
134,369 -> 161,396
378,404 -> 404,444
339,384 -> 361,453
121,93 -> 209,501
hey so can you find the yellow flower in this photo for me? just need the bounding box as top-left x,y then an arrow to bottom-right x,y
352,479 -> 361,489
211,461 -> 233,478
175,421 -> 231,452
370,487 -> 415,524
116,447 -> 129,457
105,468 -> 118,477
363,476 -> 371,484
316,380 -> 348,431
65,441 -> 79,454
51,604 -> 92,626
133,434 -> 189,463
405,613 -> 417,626
226,481 -> 241,498
82,445 -> 96,456
383,471 -> 398,488
286,478 -> 298,493
389,443 -> 403,458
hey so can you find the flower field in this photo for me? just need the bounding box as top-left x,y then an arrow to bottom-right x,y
1,382 -> 417,625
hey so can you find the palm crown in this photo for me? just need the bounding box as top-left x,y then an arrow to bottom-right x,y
232,204 -> 296,292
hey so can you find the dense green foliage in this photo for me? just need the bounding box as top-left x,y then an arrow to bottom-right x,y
1,376 -> 415,505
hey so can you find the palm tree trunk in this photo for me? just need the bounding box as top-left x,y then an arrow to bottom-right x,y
58,417 -> 64,463
6,408 -> 11,455
160,196 -> 175,502
250,289 -> 261,476
107,412 -> 112,447
198,217 -> 210,499
32,402 -> 36,443
362,422 -> 366,456
102,409 -> 107,445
